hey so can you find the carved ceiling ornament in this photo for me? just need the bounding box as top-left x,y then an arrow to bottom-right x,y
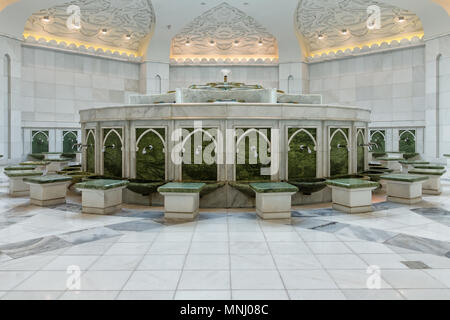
24,0 -> 156,55
171,2 -> 278,62
295,0 -> 423,55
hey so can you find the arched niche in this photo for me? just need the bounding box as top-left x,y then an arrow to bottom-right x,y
102,128 -> 123,178
399,129 -> 416,153
181,128 -> 218,182
85,129 -> 95,173
235,128 -> 271,181
135,128 -> 166,181
62,130 -> 78,153
31,130 -> 49,154
370,130 -> 386,153
287,128 -> 317,180
329,128 -> 350,177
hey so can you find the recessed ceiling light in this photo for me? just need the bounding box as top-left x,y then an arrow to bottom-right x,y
209,40 -> 215,46
125,34 -> 132,40
42,16 -> 50,22
318,33 -> 325,40
397,16 -> 406,23
233,40 -> 240,46
185,39 -> 191,46
101,28 -> 108,34
341,28 -> 349,35
257,39 -> 263,46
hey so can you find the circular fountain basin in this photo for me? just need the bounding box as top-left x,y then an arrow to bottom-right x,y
288,178 -> 327,195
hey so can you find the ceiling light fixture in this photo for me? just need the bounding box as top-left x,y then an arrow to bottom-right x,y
341,29 -> 349,35
125,34 -> 132,40
258,39 -> 263,46
42,16 -> 50,22
397,16 -> 406,23
101,28 -> 108,35
318,33 -> 325,40
185,39 -> 191,46
233,40 -> 240,46
209,40 -> 216,46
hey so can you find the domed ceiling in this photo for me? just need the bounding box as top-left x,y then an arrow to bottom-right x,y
296,0 -> 424,58
24,0 -> 155,58
170,2 -> 278,63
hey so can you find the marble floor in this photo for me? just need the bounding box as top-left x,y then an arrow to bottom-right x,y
1,169 -> 450,300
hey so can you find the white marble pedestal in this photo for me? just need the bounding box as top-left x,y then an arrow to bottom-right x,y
381,174 -> 428,204
24,175 -> 72,206
326,179 -> 379,214
408,168 -> 447,195
158,183 -> 205,221
5,171 -> 43,197
250,183 -> 298,220
47,160 -> 69,173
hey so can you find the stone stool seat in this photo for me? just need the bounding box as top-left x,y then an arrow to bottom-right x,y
23,175 -> 72,206
158,182 -> 206,220
250,182 -> 298,220
75,179 -> 129,214
4,170 -> 43,197
19,161 -> 50,172
46,158 -> 72,173
42,152 -> 64,160
408,168 -> 447,195
4,165 -> 37,172
399,160 -> 430,174
326,179 -> 379,214
377,157 -> 403,172
380,174 -> 428,204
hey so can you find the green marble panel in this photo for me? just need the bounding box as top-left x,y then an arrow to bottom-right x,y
86,131 -> 95,174
236,128 -> 271,181
380,174 -> 428,183
103,128 -> 122,178
326,178 -> 379,189
158,182 -> 205,193
330,128 -> 349,177
32,131 -> 49,154
399,130 -> 416,153
287,128 -> 317,180
357,130 -> 365,173
413,165 -> 446,170
23,175 -> 72,184
136,128 -> 165,181
4,171 -> 43,177
75,179 -> 129,190
20,161 -> 50,166
182,128 -> 218,181
250,182 -> 298,193
370,130 -> 385,153
408,168 -> 446,176
5,166 -> 36,171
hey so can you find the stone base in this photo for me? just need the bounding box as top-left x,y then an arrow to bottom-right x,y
255,192 -> 295,220
332,203 -> 373,214
30,197 -> 66,206
160,192 -> 200,221
79,187 -> 126,215
421,175 -> 442,196
381,160 -> 402,172
329,186 -> 377,214
9,178 -> 30,197
82,205 -> 121,215
387,196 -> 422,204
28,182 -> 69,207
10,190 -> 30,197
423,189 -> 441,195
47,161 -> 69,173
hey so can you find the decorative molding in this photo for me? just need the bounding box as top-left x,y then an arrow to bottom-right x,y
307,35 -> 424,62
23,35 -> 142,62
171,2 -> 278,63
24,0 -> 155,57
296,0 -> 423,57
170,57 -> 278,66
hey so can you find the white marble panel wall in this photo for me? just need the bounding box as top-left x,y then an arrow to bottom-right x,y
425,34 -> 450,162
279,62 -> 308,94
20,45 -> 140,128
308,46 -> 426,129
140,61 -> 170,95
169,66 -> 279,91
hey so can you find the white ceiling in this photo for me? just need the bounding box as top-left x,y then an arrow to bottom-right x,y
0,0 -> 449,62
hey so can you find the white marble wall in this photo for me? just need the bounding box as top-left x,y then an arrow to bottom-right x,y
279,62 -> 308,94
309,46 -> 426,129
169,65 -> 279,91
20,45 -> 140,127
140,61 -> 170,95
424,35 -> 450,162
0,36 -> 22,163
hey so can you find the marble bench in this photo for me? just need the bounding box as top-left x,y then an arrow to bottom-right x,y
157,182 -> 206,220
377,157 -> 403,172
19,161 -> 50,172
325,179 -> 379,214
4,170 -> 43,197
399,160 -> 430,174
46,158 -> 72,173
380,174 -> 428,204
23,175 -> 72,206
42,152 -> 63,160
408,167 -> 447,195
249,182 -> 298,220
4,165 -> 37,172
74,179 -> 129,215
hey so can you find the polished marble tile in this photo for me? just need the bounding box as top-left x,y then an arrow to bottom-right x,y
178,270 -> 230,290
1,291 -> 64,300
273,254 -> 322,270
307,242 -> 352,254
231,270 -> 284,290
232,290 -> 288,300
80,271 -> 133,291
175,290 -> 231,300
279,270 -> 338,290
138,255 -> 185,270
104,242 -> 151,255
341,289 -> 404,300
382,270 -> 447,289
327,269 -> 392,289
123,270 -> 181,291
184,254 -> 229,270
230,254 -> 275,270
398,288 -> 450,300
288,289 -> 346,300
14,271 -> 71,291
0,271 -> 34,290
89,255 -> 142,271
316,254 -> 368,270
116,290 -> 174,300
59,290 -> 119,300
